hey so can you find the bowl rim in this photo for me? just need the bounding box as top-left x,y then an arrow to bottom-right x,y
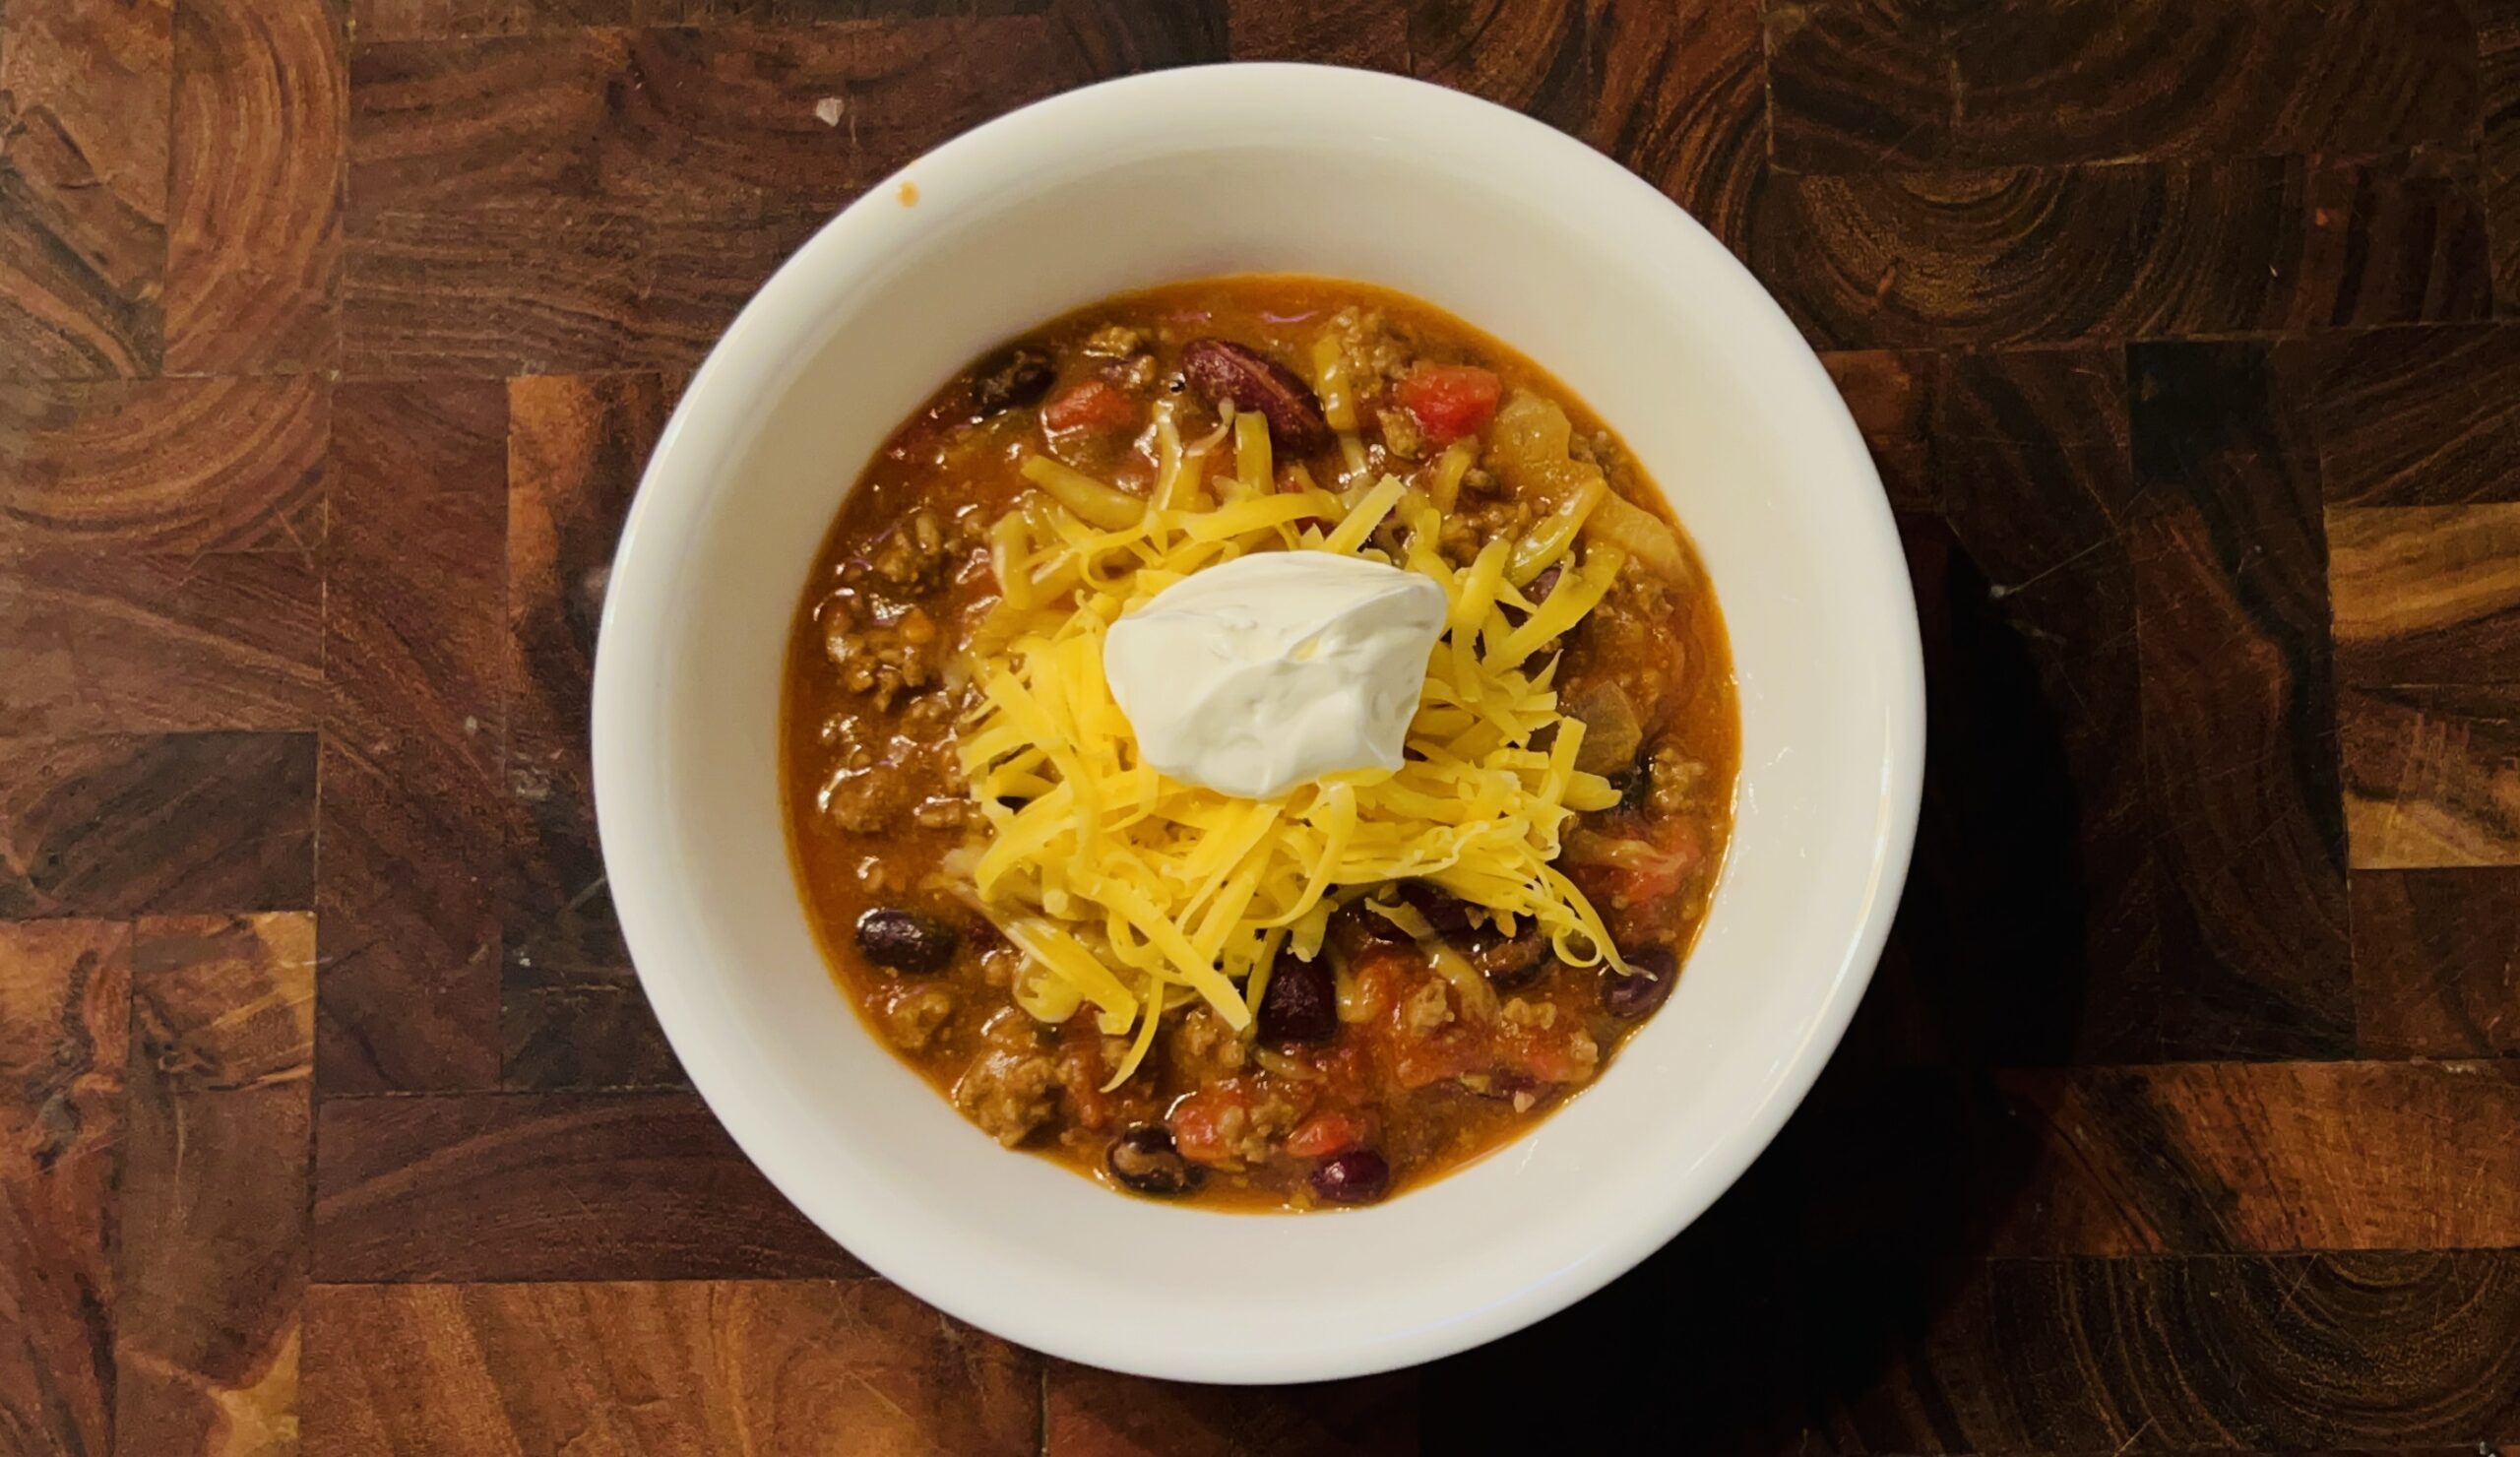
593,60 -> 1925,1382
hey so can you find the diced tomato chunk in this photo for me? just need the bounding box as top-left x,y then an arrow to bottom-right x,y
1284,1110 -> 1369,1158
1041,379 -> 1139,434
1397,364 -> 1502,447
1166,1084 -> 1251,1168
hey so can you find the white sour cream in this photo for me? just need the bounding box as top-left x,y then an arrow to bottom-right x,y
1102,551 -> 1447,799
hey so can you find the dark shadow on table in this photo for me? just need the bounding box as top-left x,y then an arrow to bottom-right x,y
1419,518 -> 2110,1451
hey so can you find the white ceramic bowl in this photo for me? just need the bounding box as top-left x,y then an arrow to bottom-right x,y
594,63 -> 1923,1384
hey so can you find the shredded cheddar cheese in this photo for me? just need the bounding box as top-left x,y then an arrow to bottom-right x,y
957,440 -> 1631,1089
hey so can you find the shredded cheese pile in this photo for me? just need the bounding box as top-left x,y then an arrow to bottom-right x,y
956,407 -> 1630,1089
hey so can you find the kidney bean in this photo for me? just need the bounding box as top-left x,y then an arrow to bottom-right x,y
1257,946 -> 1337,1045
1395,879 -> 1472,936
1107,1125 -> 1197,1196
1179,338 -> 1332,453
854,907 -> 960,975
970,346 -> 1055,416
1601,945 -> 1679,1018
1309,1148 -> 1392,1205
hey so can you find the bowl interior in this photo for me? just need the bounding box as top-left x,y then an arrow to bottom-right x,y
596,66 -> 1920,1384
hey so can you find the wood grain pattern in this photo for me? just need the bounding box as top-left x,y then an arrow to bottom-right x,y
1822,349 -> 1934,510
167,0 -> 346,374
1972,1253 -> 2520,1450
319,380 -> 507,1093
353,20 -> 1073,221
0,0 -> 170,377
0,376 -> 326,551
1412,0 -> 1768,249
2130,342 -> 2354,1059
0,732 -> 316,917
1044,0 -> 1226,78
2488,0 -> 2520,310
134,914 -> 314,1092
0,551 -> 324,736
302,1280 -> 1040,1455
1991,1060 -> 2520,1254
2352,868 -> 2520,1057
1227,0 -> 1405,68
122,916 -> 302,1457
2300,323 -> 2520,508
1045,1362 -> 1417,1456
1773,0 -> 2479,174
0,919 -> 127,1457
2341,682 -> 2520,868
312,1093 -> 860,1282
1752,158 -> 2491,349
343,199 -> 829,376
350,0 -> 1051,44
2328,503 -> 2520,683
502,373 -> 679,1088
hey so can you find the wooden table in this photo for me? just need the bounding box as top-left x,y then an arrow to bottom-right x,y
4,0 -> 2517,1450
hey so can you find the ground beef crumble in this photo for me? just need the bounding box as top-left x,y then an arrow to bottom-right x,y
954,1009 -> 1060,1147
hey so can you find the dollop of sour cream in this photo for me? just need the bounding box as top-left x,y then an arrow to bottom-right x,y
1102,551 -> 1448,799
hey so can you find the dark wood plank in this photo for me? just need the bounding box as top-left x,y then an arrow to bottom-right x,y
2340,683 -> 2520,868
346,20 -> 1076,222
2130,342 -> 2354,1060
1425,1240 -> 2520,1450
342,200 -> 829,377
2487,1 -> 2519,311
1946,0 -> 2479,170
1910,348 -> 2158,1064
301,1280 -> 1039,1455
319,380 -> 507,1093
0,0 -> 169,377
1045,0 -> 1227,77
2328,503 -> 2520,684
1821,349 -> 1934,511
0,551 -> 324,736
134,913 -> 314,1092
349,0 -> 1047,42
1770,0 -> 2479,174
0,376 -> 327,552
1045,1362 -> 1417,1456
1991,1060 -> 2520,1255
312,1093 -> 861,1281
0,919 -> 127,1457
1974,1253 -> 2520,1451
1762,0 -> 1951,172
0,732 -> 316,918
1752,158 -> 2491,349
2352,868 -> 2520,1057
1411,0 -> 1767,250
2297,323 -> 2520,508
502,373 -> 681,1089
1227,0 -> 1406,67
167,0 -> 344,374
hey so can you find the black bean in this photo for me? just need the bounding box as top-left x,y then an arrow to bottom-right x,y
1108,1124 -> 1198,1196
1257,946 -> 1338,1045
1395,879 -> 1472,936
1309,1148 -> 1392,1205
1524,563 -> 1563,603
1601,945 -> 1679,1018
970,346 -> 1056,416
854,908 -> 960,975
1179,338 -> 1333,453
1469,923 -> 1551,991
